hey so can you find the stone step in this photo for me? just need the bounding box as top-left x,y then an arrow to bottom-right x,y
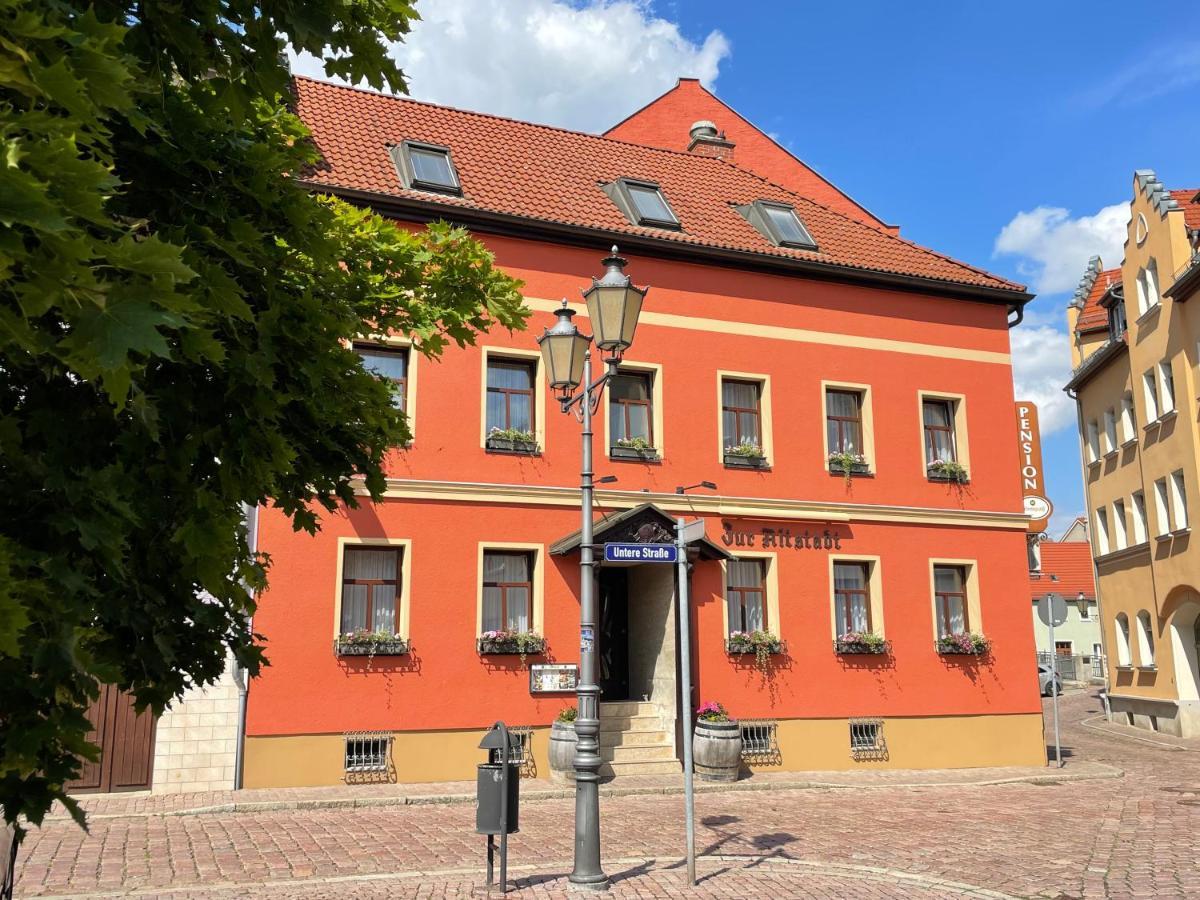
598,701 -> 658,718
599,759 -> 682,778
600,744 -> 676,763
598,729 -> 672,748
598,715 -> 666,734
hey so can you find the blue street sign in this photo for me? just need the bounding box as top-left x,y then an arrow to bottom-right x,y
604,543 -> 678,564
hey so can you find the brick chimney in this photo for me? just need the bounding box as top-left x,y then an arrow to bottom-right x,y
687,120 -> 735,161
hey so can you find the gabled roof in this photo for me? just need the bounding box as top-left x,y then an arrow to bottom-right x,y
1169,189 -> 1200,231
603,78 -> 895,233
1070,257 -> 1120,335
1030,542 -> 1096,602
292,77 -> 1025,297
548,503 -> 730,560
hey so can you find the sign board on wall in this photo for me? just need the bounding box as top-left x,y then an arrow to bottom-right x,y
1015,401 -> 1052,533
529,663 -> 578,694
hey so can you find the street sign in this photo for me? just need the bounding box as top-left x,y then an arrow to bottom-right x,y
678,519 -> 706,544
603,543 -> 678,563
1038,592 -> 1069,627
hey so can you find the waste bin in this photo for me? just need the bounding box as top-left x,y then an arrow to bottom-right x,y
475,760 -> 520,835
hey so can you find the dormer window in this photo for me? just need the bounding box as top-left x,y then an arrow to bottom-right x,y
603,179 -> 680,229
391,140 -> 461,195
736,200 -> 817,250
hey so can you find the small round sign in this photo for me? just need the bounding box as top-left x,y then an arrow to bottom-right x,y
1038,593 -> 1068,627
1024,495 -> 1053,520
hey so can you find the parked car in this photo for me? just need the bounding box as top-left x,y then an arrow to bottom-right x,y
1038,663 -> 1063,696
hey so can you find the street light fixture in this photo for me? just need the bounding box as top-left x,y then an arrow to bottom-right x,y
536,247 -> 647,891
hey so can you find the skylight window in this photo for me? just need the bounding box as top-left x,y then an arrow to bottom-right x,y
602,179 -> 681,229
391,140 -> 461,195
736,200 -> 817,250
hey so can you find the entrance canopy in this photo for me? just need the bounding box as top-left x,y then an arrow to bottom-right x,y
549,502 -> 731,561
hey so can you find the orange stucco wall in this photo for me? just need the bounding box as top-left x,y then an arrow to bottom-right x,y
246,231 -> 1040,742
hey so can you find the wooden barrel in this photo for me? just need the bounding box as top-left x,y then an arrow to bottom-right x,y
693,720 -> 742,782
548,721 -> 577,782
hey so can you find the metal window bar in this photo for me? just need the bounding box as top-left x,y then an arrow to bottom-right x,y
485,724 -> 536,778
849,718 -> 887,761
343,731 -> 392,773
739,719 -> 781,766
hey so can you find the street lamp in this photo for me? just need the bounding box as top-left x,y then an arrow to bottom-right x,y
536,247 -> 647,890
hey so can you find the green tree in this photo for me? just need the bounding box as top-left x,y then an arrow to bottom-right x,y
0,0 -> 527,835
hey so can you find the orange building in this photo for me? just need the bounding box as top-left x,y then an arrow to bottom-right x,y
242,78 -> 1044,787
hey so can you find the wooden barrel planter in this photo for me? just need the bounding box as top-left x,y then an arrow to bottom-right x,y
693,719 -> 742,782
548,720 -> 577,782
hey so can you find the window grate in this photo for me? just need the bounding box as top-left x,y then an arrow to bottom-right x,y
344,731 -> 392,773
739,719 -> 781,766
485,725 -> 537,778
849,718 -> 887,761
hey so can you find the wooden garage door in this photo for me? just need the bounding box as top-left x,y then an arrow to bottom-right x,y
66,684 -> 157,793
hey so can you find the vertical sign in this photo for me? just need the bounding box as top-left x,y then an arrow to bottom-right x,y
1015,401 -> 1052,533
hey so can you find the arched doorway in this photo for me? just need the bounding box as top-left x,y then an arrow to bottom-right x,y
1168,592 -> 1200,704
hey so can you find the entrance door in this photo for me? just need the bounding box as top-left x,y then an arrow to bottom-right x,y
598,569 -> 630,701
65,684 -> 157,793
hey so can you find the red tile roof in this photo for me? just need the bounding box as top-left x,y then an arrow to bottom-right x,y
1075,267 -> 1121,335
1171,189 -> 1200,230
1030,542 -> 1096,601
292,77 -> 1024,295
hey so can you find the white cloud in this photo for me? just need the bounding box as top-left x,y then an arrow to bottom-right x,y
288,0 -> 730,132
1010,323 -> 1075,436
1079,42 -> 1200,109
993,203 -> 1128,295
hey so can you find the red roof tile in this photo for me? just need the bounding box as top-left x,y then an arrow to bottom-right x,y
1030,542 -> 1096,601
1171,189 -> 1200,230
1075,267 -> 1121,335
292,77 -> 1024,295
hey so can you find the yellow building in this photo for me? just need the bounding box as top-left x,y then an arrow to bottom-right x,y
1066,170 -> 1200,736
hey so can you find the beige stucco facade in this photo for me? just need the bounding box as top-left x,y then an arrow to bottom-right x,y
1067,171 -> 1200,737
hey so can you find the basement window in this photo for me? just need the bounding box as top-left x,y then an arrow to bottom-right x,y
391,140 -> 462,194
344,731 -> 392,773
737,200 -> 818,250
849,718 -> 887,761
603,178 -> 681,229
739,719 -> 781,766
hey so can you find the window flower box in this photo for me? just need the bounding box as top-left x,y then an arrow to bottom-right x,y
724,443 -> 768,468
936,632 -> 991,656
725,630 -> 784,668
828,451 -> 869,481
926,459 -> 969,483
477,630 -> 546,658
611,438 -> 659,461
834,632 -> 890,655
486,428 -> 539,454
335,630 -> 410,657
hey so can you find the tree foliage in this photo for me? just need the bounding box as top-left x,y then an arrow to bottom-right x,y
0,0 -> 527,830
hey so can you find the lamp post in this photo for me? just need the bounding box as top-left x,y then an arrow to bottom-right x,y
537,247 -> 647,890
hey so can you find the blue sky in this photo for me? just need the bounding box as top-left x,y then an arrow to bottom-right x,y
291,0 -> 1200,534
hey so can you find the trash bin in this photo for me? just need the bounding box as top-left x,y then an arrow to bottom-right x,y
475,760 -> 520,835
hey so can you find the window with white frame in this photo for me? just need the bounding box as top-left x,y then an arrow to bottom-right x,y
1103,409 -> 1117,454
1095,507 -> 1110,555
1132,490 -> 1148,544
726,558 -> 768,634
482,551 -> 533,632
1086,420 -> 1100,462
1143,371 -> 1159,421
1154,477 -> 1170,536
1114,613 -> 1132,667
1112,499 -> 1127,550
1171,470 -> 1189,531
1159,361 -> 1176,414
1135,610 -> 1155,667
340,546 -> 403,636
1121,393 -> 1136,442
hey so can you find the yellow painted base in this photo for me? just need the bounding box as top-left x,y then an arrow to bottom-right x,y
243,713 -> 1046,789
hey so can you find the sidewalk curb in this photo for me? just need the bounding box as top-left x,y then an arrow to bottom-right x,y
75,762 -> 1123,821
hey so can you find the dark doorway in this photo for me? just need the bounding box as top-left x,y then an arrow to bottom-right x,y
65,684 -> 157,793
598,569 -> 630,701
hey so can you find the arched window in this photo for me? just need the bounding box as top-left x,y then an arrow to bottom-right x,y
1114,613 -> 1132,667
1136,610 -> 1156,667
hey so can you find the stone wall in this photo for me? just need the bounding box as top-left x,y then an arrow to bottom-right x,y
151,656 -> 241,793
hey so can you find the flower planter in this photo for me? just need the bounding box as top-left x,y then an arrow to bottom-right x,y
724,454 -> 768,469
926,465 -> 968,484
610,446 -> 660,461
936,635 -> 990,656
548,720 -> 577,782
486,436 -> 539,454
834,639 -> 890,655
828,462 -> 870,477
478,636 -> 546,656
335,638 -> 409,657
693,719 -> 742,782
725,639 -> 784,657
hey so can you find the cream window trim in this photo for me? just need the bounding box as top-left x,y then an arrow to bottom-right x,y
1113,613 -> 1132,667
475,542 -> 545,636
827,555 -> 884,639
716,370 -> 774,466
927,558 -> 981,640
820,380 -> 876,471
720,550 -> 781,639
916,390 -> 971,478
603,360 -> 665,459
354,336 -> 419,441
332,537 -> 412,640
1170,470 -> 1189,530
1135,610 -> 1156,667
480,347 -> 546,450
1131,491 -> 1148,545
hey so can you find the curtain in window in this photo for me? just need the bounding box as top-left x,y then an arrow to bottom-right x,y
341,549 -> 399,634
937,596 -> 965,636
358,349 -> 407,410
923,401 -> 955,463
727,560 -> 764,632
934,566 -> 966,636
833,563 -> 869,634
483,553 -> 531,632
341,584 -> 367,634
826,390 -> 861,454
610,374 -> 651,443
722,381 -> 760,446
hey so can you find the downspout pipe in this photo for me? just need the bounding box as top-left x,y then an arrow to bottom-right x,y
233,502 -> 259,791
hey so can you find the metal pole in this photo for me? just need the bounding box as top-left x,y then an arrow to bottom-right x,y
570,350 -> 608,889
676,517 -> 696,886
498,721 -> 510,893
1048,617 -> 1062,768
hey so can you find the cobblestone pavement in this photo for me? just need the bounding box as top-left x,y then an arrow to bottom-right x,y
15,690 -> 1200,898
